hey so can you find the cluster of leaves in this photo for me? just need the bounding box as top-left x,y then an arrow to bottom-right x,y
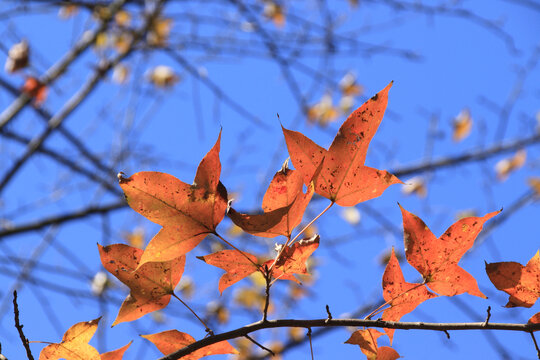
36,82 -> 540,359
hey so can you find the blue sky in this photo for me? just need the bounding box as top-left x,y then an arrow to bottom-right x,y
0,1 -> 539,359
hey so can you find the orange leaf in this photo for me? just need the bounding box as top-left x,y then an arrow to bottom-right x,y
100,341 -> 132,360
228,168 -> 314,237
529,312 -> 540,326
119,131 -> 227,266
98,244 -> 185,325
284,82 -> 402,206
141,329 -> 238,359
22,76 -> 48,105
39,318 -> 101,360
345,328 -> 400,360
197,250 -> 260,294
199,235 -> 319,293
400,204 -> 499,297
486,250 -> 540,308
381,248 -> 437,342
270,235 -> 320,281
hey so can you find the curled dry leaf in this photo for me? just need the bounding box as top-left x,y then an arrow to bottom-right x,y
263,1 -> 285,27
306,93 -> 339,126
345,328 -> 400,360
228,168 -> 314,237
400,204 -> 500,297
147,18 -> 173,46
119,131 -> 227,266
5,39 -> 29,73
98,244 -> 185,325
39,317 -> 101,360
339,72 -> 363,96
528,177 -> 540,197
452,108 -> 472,142
284,82 -> 402,206
141,329 -> 238,359
486,250 -> 540,308
147,65 -> 180,88
401,176 -> 427,198
100,341 -> 132,360
381,248 -> 437,342
495,149 -> 526,181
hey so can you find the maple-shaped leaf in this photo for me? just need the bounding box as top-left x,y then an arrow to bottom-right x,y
345,328 -> 400,360
197,250 -> 260,294
400,204 -> 500,297
199,235 -> 319,293
100,341 -> 132,360
141,330 -> 238,359
485,250 -> 540,308
39,317 -> 101,360
283,82 -> 402,206
98,244 -> 185,325
270,234 -> 319,281
381,248 -> 437,342
228,168 -> 314,237
119,131 -> 227,266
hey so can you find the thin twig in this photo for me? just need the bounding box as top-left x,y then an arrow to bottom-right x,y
530,332 -> 540,360
262,265 -> 271,323
483,306 -> 492,327
325,305 -> 332,323
307,327 -> 314,360
171,293 -> 213,336
13,291 -> 35,360
244,335 -> 275,356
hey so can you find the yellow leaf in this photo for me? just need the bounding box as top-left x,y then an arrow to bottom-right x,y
4,40 -> 29,73
115,10 -> 131,27
495,149 -> 526,181
58,5 -> 78,19
263,2 -> 285,27
452,108 -> 472,142
112,64 -> 130,84
528,177 -> 540,197
147,65 -> 180,88
401,176 -> 427,197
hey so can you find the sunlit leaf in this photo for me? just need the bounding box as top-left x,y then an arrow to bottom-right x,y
400,204 -> 499,297
98,244 -> 185,325
284,82 -> 402,206
119,131 -> 227,266
39,318 -> 101,360
486,250 -> 540,308
142,330 -> 237,359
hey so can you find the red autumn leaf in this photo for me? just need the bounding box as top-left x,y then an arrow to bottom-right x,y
485,250 -> 540,308
381,248 -> 437,342
269,234 -> 320,281
22,76 -> 48,105
100,341 -> 132,360
199,235 -> 319,293
228,167 -> 314,237
197,250 -> 260,294
39,317 -> 101,360
141,329 -> 238,359
283,82 -> 402,206
98,243 -> 185,325
345,328 -> 400,360
119,131 -> 227,266
399,204 -> 500,297
529,312 -> 540,326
